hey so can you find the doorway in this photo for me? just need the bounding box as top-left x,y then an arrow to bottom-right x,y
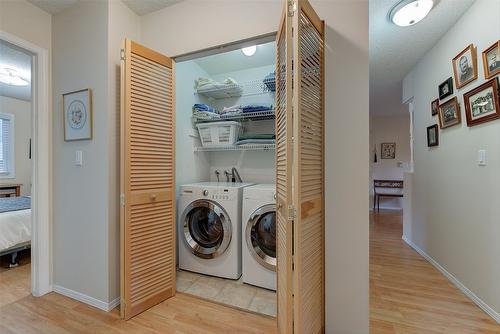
0,31 -> 51,300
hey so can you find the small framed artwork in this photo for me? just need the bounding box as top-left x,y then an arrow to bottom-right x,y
381,142 -> 396,159
431,99 -> 439,116
438,97 -> 461,129
438,77 -> 454,100
426,124 -> 439,147
63,88 -> 93,141
482,40 -> 500,79
452,44 -> 478,89
463,78 -> 500,127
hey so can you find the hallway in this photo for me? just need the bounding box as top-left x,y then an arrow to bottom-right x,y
370,211 -> 500,333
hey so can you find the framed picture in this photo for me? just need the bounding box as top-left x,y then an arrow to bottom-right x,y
381,142 -> 396,159
426,124 -> 439,147
463,78 -> 500,127
438,97 -> 461,129
452,44 -> 478,89
438,77 -> 454,100
63,88 -> 93,141
431,98 -> 439,116
482,41 -> 500,79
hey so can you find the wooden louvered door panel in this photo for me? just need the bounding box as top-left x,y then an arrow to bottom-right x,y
120,39 -> 176,320
275,5 -> 293,334
292,1 -> 325,333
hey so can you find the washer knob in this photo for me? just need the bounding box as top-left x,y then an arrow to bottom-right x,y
203,190 -> 209,196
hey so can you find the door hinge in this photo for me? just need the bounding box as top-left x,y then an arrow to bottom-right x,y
288,205 -> 296,221
120,193 -> 125,207
120,49 -> 125,61
287,0 -> 296,17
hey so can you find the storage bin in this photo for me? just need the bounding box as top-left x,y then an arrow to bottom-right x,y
196,121 -> 241,147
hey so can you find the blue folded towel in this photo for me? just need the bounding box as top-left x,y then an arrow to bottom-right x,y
193,104 -> 216,113
241,104 -> 273,113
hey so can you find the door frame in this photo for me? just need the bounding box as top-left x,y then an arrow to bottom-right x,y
0,30 -> 52,297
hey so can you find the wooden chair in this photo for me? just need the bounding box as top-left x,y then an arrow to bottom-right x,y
373,180 -> 403,212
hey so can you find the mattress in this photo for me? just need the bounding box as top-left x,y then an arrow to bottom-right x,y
0,208 -> 31,252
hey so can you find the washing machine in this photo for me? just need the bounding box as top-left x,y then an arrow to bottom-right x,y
178,182 -> 254,279
242,184 -> 276,290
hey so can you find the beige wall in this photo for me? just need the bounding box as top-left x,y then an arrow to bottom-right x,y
370,114 -> 411,209
403,0 -> 500,318
0,96 -> 33,196
141,1 -> 369,332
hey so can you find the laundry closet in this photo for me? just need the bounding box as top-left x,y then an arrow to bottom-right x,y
120,1 -> 325,331
174,40 -> 278,316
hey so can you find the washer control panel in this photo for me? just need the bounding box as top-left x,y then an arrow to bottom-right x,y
200,188 -> 232,201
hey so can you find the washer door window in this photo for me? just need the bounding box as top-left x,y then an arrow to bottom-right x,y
183,200 -> 231,259
246,204 -> 276,271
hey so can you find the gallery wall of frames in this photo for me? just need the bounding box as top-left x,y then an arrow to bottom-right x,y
427,40 -> 500,147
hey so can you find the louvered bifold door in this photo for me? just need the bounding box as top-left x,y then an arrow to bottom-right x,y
120,39 -> 176,320
292,1 -> 325,333
275,5 -> 294,334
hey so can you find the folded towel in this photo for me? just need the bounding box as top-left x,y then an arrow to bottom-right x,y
235,139 -> 276,146
221,105 -> 242,114
241,104 -> 274,113
193,103 -> 216,113
193,111 -> 220,120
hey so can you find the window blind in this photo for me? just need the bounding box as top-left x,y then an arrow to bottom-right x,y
0,115 -> 12,174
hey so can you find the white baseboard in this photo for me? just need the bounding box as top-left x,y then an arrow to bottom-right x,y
370,206 -> 402,211
52,285 -> 120,312
402,235 -> 500,324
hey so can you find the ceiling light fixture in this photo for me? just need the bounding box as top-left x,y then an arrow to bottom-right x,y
389,0 -> 434,27
242,45 -> 257,57
0,66 -> 29,86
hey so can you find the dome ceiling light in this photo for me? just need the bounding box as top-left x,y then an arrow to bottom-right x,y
389,0 -> 434,27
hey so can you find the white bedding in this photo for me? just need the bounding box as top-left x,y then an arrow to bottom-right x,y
0,209 -> 31,251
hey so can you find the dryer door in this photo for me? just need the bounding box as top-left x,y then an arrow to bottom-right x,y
182,199 -> 232,259
246,204 -> 276,271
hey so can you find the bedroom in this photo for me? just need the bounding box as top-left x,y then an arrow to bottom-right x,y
0,39 -> 33,307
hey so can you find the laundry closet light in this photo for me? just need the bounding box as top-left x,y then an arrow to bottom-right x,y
0,66 -> 29,86
242,45 -> 257,56
389,0 -> 434,27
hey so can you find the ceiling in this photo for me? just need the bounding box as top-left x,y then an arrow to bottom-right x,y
370,0 -> 475,116
0,41 -> 32,101
194,42 -> 276,75
27,0 -> 182,15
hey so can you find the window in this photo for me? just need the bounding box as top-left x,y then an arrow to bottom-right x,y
0,113 -> 15,178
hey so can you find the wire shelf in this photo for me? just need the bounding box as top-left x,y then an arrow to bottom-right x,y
194,143 -> 276,152
194,110 -> 275,123
195,79 -> 275,99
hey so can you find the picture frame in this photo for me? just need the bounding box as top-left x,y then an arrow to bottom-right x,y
426,124 -> 439,147
381,142 -> 396,159
438,77 -> 454,100
431,98 -> 439,116
438,97 -> 461,129
63,88 -> 93,141
482,40 -> 500,80
452,44 -> 478,89
463,78 -> 500,127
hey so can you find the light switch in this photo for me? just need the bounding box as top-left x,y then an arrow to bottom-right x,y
478,149 -> 486,166
75,150 -> 83,166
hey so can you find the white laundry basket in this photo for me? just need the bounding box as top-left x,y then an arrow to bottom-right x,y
196,121 -> 241,147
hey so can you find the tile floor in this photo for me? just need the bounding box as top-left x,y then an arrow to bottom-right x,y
176,269 -> 277,317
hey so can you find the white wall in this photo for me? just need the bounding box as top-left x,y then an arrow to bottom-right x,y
370,113 -> 410,209
52,0 -> 110,302
403,0 -> 500,318
141,1 -> 369,332
0,96 -> 33,196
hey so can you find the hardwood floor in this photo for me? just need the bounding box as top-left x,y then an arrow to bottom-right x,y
0,250 -> 31,308
370,210 -> 500,334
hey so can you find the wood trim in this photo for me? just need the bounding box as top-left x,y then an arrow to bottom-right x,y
482,41 -> 500,80
463,78 -> 500,127
300,0 -> 324,34
131,41 -> 172,68
452,44 -> 478,89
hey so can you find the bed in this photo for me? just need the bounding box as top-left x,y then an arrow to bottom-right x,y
0,196 -> 31,267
